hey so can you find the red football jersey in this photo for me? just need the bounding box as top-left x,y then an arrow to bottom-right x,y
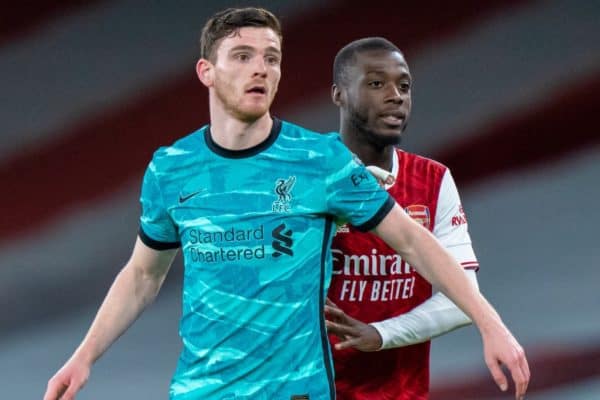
329,149 -> 479,400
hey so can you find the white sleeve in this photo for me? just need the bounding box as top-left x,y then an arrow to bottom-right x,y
370,269 -> 479,349
433,169 -> 479,271
369,168 -> 481,349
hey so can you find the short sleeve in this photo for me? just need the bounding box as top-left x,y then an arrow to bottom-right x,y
324,136 -> 394,231
139,161 -> 180,250
433,169 -> 478,270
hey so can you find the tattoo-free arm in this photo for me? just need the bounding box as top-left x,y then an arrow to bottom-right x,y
372,204 -> 530,400
371,269 -> 477,349
44,237 -> 177,400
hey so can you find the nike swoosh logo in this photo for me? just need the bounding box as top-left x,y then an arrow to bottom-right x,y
178,190 -> 203,203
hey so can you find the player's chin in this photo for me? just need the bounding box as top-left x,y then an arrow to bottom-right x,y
371,126 -> 403,143
238,104 -> 270,121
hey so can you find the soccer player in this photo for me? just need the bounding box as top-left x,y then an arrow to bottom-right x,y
325,37 -> 519,399
44,9 -> 528,400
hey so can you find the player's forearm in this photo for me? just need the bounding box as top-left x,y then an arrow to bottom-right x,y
374,205 -> 500,332
72,261 -> 167,365
371,284 -> 475,349
404,229 -> 497,327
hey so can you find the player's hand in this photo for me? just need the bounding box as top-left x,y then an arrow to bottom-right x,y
43,357 -> 90,400
366,165 -> 395,187
481,322 -> 530,400
324,298 -> 382,352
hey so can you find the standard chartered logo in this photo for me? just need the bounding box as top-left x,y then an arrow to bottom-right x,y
271,223 -> 293,257
186,224 -> 294,262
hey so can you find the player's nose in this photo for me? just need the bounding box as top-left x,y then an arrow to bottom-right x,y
385,85 -> 403,104
252,57 -> 268,77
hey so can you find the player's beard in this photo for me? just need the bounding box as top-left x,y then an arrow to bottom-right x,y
348,104 -> 404,149
214,77 -> 270,122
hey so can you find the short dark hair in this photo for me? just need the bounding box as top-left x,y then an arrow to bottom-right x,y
200,7 -> 282,62
333,37 -> 403,86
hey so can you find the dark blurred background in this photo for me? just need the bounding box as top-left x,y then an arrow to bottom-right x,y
1,1 -> 599,399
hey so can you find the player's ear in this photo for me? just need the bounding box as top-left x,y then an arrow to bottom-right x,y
332,84 -> 344,107
196,58 -> 214,87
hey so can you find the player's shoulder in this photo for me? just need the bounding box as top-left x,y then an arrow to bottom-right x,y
150,125 -> 207,170
279,119 -> 331,140
397,148 -> 449,174
278,120 -> 347,156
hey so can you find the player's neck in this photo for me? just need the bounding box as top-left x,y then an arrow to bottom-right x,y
341,129 -> 395,172
209,108 -> 273,150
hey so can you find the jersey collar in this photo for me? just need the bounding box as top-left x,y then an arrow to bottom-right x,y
384,149 -> 399,190
204,117 -> 282,159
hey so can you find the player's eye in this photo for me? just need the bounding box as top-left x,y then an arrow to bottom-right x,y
235,52 -> 251,62
399,82 -> 411,92
368,80 -> 384,88
265,55 -> 280,66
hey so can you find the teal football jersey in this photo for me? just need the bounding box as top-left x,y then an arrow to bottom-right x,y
139,118 -> 394,400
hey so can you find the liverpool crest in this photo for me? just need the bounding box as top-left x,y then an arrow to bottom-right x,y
272,176 -> 296,213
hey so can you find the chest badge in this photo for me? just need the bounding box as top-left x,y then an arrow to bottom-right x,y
272,176 -> 296,213
404,204 -> 431,230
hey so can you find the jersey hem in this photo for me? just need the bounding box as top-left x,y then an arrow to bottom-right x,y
461,261 -> 480,272
138,226 -> 180,250
354,195 -> 395,232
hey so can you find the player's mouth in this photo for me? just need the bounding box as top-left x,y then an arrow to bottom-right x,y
379,112 -> 405,127
245,85 -> 267,96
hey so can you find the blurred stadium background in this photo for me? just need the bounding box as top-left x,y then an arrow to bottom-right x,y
1,1 -> 599,399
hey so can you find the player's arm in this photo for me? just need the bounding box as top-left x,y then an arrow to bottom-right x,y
370,168 -> 478,349
326,164 -> 477,350
326,270 -> 477,351
373,204 -> 529,400
375,272 -> 475,347
43,237 -> 177,400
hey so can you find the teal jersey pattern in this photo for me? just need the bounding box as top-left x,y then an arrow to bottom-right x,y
139,119 -> 394,400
